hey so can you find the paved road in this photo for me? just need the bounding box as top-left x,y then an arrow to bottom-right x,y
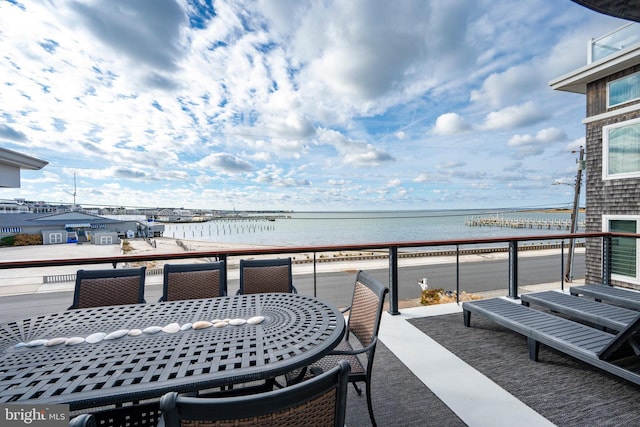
297,252 -> 585,308
0,252 -> 584,323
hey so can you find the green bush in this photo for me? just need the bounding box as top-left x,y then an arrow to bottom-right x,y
1,235 -> 15,246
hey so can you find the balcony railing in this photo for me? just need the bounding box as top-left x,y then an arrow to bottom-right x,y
1,231 -> 631,323
590,22 -> 640,63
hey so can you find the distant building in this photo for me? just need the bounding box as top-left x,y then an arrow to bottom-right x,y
551,22 -> 640,289
0,212 -> 140,245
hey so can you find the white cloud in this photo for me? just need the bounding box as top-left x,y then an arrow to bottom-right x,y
0,0 -> 623,210
196,153 -> 253,173
432,113 -> 472,135
507,127 -> 567,159
483,101 -> 548,130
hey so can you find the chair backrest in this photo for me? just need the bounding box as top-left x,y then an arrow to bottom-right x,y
159,360 -> 350,427
238,257 -> 296,295
161,262 -> 226,302
347,270 -> 389,351
69,414 -> 95,427
70,267 -> 146,309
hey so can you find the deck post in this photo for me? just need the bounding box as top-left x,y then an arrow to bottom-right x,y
602,235 -> 612,286
561,240 -> 565,291
388,245 -> 400,315
508,240 -> 519,299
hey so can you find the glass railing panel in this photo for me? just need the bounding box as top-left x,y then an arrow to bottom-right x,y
591,23 -> 640,63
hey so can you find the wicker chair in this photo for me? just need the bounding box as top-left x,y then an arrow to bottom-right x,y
69,267 -> 146,309
288,270 -> 388,427
237,257 -> 297,295
158,360 -> 350,427
69,414 -> 95,427
159,262 -> 226,302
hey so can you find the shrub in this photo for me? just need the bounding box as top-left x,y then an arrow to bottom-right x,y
12,234 -> 43,246
420,288 -> 444,305
122,240 -> 133,253
1,235 -> 16,246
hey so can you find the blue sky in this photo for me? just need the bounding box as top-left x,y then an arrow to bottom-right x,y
0,0 -> 628,211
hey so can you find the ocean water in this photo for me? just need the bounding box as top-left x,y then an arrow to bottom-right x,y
160,209 -> 585,248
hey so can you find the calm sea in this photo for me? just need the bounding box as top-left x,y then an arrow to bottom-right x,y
160,209 -> 585,248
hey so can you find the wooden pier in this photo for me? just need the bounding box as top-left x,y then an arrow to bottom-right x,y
465,215 -> 585,230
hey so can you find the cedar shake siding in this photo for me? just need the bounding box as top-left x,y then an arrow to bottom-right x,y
551,25 -> 640,289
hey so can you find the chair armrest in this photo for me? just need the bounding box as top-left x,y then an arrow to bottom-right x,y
328,336 -> 377,356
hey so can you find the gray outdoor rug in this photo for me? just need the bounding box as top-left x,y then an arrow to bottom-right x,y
344,341 -> 465,426
409,313 -> 640,426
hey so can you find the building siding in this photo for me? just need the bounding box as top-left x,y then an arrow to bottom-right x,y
584,76 -> 640,287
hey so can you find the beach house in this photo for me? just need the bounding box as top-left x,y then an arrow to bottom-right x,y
551,22 -> 640,289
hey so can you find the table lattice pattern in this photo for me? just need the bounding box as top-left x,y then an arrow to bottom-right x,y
0,293 -> 344,410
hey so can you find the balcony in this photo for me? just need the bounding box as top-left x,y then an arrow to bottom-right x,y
590,22 -> 640,63
1,232 -> 638,426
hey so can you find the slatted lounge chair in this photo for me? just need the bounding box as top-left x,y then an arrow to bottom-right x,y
157,360 -> 351,427
521,290 -> 638,332
570,284 -> 640,310
159,262 -> 226,302
463,298 -> 640,386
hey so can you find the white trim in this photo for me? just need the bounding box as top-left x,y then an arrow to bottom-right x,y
602,117 -> 640,180
0,148 -> 48,170
602,215 -> 640,285
582,103 -> 640,124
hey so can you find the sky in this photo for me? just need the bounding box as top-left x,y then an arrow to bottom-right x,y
0,0 -> 630,212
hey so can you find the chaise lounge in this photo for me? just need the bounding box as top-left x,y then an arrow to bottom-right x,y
520,290 -> 639,332
463,298 -> 640,386
570,284 -> 640,310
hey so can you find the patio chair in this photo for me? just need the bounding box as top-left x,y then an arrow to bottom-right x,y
287,270 -> 388,427
69,414 -> 95,427
237,257 -> 297,295
159,261 -> 226,302
69,267 -> 146,309
157,360 -> 351,427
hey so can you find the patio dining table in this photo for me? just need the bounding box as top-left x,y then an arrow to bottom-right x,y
0,293 -> 345,410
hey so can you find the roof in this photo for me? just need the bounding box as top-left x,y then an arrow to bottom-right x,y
0,148 -> 48,170
549,43 -> 640,93
572,0 -> 640,23
0,148 -> 48,188
0,212 -> 130,229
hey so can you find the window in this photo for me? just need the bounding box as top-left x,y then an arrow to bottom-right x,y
50,233 -> 63,244
604,216 -> 639,284
608,72 -> 640,108
602,118 -> 640,179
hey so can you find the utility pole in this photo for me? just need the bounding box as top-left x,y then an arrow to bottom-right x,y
566,146 -> 585,282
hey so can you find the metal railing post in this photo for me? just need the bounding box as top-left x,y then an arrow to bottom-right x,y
561,239 -> 565,292
388,246 -> 400,315
602,235 -> 612,286
456,245 -> 460,304
313,252 -> 317,297
508,240 -> 519,299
